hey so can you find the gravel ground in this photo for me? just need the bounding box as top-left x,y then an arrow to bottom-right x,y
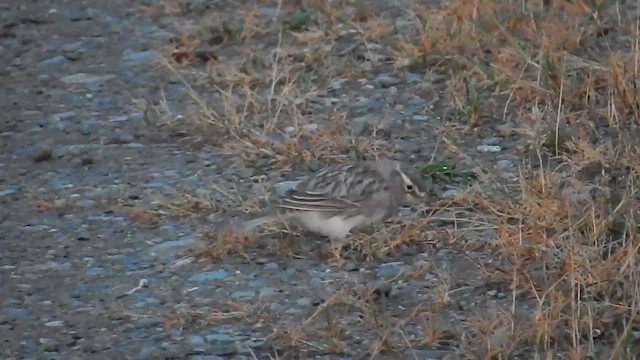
0,1 -> 534,359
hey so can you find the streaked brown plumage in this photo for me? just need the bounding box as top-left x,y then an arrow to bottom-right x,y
245,159 -> 427,239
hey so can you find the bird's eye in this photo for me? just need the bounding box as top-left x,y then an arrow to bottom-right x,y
405,183 -> 414,192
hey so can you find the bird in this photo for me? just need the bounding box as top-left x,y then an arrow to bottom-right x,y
244,159 -> 427,241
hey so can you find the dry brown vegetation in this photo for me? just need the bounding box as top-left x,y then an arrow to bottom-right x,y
146,0 -> 640,358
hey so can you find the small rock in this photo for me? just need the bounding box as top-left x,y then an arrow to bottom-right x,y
328,79 -> 345,91
122,50 -> 163,66
257,7 -> 280,16
230,290 -> 255,299
149,238 -> 204,258
189,270 -> 230,283
259,287 -> 277,298
75,199 -> 96,208
374,74 -> 400,88
62,41 -> 84,60
495,159 -> 513,170
476,145 -> 502,153
377,262 -> 404,278
134,317 -> 163,329
186,335 -> 206,346
487,289 -> 498,297
44,320 -> 65,327
237,167 -> 255,179
86,267 -> 104,276
441,189 -> 461,199
405,72 -> 422,83
296,297 -> 312,307
482,137 -> 502,145
59,73 -> 116,85
38,338 -> 59,352
369,99 -> 385,110
0,185 -> 19,197
308,158 -> 322,172
38,56 -> 68,68
412,114 -> 429,121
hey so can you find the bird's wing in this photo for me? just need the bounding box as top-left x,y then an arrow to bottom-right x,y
276,188 -> 367,212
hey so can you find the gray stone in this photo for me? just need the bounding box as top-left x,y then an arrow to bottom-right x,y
328,79 -> 344,91
122,50 -> 163,66
186,335 -> 206,346
476,145 -> 502,153
75,199 -> 96,208
0,185 -> 19,197
377,262 -> 405,278
59,73 -> 116,85
205,333 -> 243,342
44,320 -> 65,327
189,270 -> 230,283
405,72 -> 422,83
149,238 -> 204,258
374,74 -> 400,88
38,56 -> 68,68
257,7 -> 280,16
496,159 -> 513,170
86,267 -> 104,276
258,287 -> 277,298
230,290 -> 255,299
296,297 -> 312,307
308,158 -> 322,172
482,137 -> 502,145
134,317 -> 163,329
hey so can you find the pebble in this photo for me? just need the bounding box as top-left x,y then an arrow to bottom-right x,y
374,74 -> 401,88
482,137 -> 502,145
149,238 -> 204,258
186,335 -> 206,346
477,145 -> 502,153
495,159 -> 513,170
59,73 -> 117,84
44,320 -> 65,327
189,270 -> 230,283
230,290 -> 255,299
412,114 -> 429,121
122,50 -> 163,66
38,56 -> 69,68
377,262 -> 405,278
75,199 -> 96,208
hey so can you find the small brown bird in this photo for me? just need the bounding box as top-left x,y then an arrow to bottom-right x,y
244,159 -> 427,240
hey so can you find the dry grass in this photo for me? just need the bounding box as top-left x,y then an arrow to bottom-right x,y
144,0 -> 640,358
